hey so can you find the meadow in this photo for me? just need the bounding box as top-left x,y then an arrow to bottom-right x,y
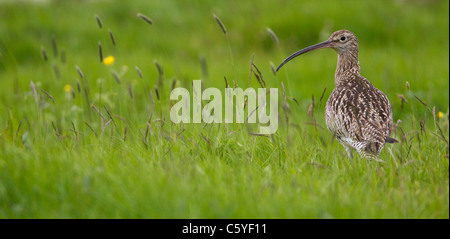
0,0 -> 448,218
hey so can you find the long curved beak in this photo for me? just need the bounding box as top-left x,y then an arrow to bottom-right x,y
276,40 -> 332,72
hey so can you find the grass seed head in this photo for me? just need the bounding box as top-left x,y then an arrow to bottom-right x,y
109,29 -> 116,46
30,81 -> 38,103
95,14 -> 103,28
252,62 -> 265,88
40,89 -> 56,104
84,121 -> 98,138
154,60 -> 163,76
137,13 -> 153,25
127,82 -> 133,98
135,66 -> 143,79
41,46 -> 48,61
111,71 -> 122,84
414,95 -> 428,108
98,41 -> 103,62
76,80 -> 81,93
249,54 -> 255,87
200,56 -> 208,79
213,14 -> 227,35
398,94 -> 408,108
155,87 -> 160,101
266,27 -> 279,44
319,87 -> 327,108
270,62 -> 276,76
150,90 -> 155,110
75,65 -> 85,79
52,63 -> 61,79
51,34 -> 58,57
171,78 -> 177,91
224,76 -> 228,88
60,50 -> 66,64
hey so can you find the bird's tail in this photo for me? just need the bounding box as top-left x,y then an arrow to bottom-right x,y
385,136 -> 398,144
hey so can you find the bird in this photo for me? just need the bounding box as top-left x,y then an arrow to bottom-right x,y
276,29 -> 397,159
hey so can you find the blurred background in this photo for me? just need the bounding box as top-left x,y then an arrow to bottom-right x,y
0,0 -> 448,125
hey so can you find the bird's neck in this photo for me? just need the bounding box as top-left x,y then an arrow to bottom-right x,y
335,51 -> 360,86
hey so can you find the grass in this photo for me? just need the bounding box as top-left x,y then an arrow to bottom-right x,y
0,0 -> 448,218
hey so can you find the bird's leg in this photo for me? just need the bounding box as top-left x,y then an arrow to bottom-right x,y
336,137 -> 354,159
344,145 -> 353,159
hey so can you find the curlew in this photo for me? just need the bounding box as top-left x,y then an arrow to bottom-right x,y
277,30 -> 397,159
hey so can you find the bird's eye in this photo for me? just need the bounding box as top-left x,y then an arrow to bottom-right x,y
340,36 -> 346,41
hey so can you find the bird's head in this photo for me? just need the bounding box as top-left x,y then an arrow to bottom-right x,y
276,29 -> 359,72
327,30 -> 358,54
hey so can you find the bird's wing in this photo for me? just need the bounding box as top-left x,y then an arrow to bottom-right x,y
355,82 -> 394,144
375,88 -> 394,137
326,82 -> 394,145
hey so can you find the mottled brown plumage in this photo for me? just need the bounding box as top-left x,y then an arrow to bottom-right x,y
277,30 -> 397,159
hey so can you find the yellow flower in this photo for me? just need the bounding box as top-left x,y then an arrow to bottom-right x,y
438,111 -> 444,119
64,84 -> 72,93
103,55 -> 115,66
